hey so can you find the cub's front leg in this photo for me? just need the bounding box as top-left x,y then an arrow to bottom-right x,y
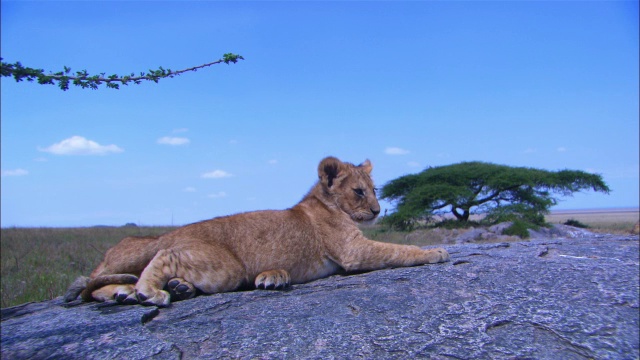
337,236 -> 449,273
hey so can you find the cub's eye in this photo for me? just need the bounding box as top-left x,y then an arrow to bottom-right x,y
353,188 -> 365,197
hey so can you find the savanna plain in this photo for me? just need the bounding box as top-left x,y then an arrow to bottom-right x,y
1,208 -> 638,308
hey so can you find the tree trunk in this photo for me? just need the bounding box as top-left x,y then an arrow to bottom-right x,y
452,208 -> 470,221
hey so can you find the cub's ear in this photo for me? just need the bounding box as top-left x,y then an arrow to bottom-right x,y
318,156 -> 345,188
359,159 -> 373,174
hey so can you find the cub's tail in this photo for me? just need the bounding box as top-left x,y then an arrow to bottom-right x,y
64,274 -> 139,302
64,276 -> 90,302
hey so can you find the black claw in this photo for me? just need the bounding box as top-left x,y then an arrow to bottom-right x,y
168,280 -> 179,288
115,293 -> 128,303
265,283 -> 275,290
137,293 -> 148,302
176,284 -> 190,293
123,297 -> 139,305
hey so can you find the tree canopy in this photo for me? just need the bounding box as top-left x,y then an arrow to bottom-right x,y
380,161 -> 610,230
0,53 -> 244,91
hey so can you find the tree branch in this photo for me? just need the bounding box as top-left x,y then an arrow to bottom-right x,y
0,53 -> 244,91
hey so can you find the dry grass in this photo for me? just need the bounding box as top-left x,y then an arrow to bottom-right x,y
1,209 -> 637,308
0,226 -> 175,308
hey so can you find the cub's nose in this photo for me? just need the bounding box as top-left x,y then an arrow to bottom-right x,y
371,207 -> 380,216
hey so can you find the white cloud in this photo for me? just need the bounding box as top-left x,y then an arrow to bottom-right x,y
229,139 -> 238,145
407,161 -> 421,168
183,187 -> 197,192
1,169 -> 28,177
39,136 -> 123,156
202,170 -> 233,179
385,147 -> 410,155
268,159 -> 278,165
557,147 -> 567,152
157,136 -> 190,146
208,191 -> 227,199
33,157 -> 48,162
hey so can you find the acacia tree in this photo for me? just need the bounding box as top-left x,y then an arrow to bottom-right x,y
0,53 -> 243,91
380,161 -> 610,230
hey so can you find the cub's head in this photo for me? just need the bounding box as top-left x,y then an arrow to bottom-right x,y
318,156 -> 381,223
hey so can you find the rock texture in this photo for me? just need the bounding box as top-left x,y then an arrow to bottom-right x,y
2,234 -> 638,359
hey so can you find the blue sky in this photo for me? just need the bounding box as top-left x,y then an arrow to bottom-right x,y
1,1 -> 638,227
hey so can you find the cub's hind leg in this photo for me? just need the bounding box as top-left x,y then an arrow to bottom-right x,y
135,245 -> 246,307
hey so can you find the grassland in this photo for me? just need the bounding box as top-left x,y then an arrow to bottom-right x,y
1,226 -> 176,308
1,208 -> 637,308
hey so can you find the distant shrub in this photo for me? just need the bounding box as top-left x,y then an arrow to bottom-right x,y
502,220 -> 531,239
378,213 -> 420,231
484,204 -> 546,227
563,219 -> 589,228
432,219 -> 481,230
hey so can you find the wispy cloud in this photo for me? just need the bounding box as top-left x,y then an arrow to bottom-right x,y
39,136 -> 123,156
182,187 -> 197,192
524,148 -> 537,154
385,147 -> 410,155
202,170 -> 233,179
172,128 -> 189,134
557,147 -> 567,153
1,169 -> 28,177
598,164 -> 640,179
407,161 -> 421,168
157,136 -> 190,146
208,191 -> 227,199
268,159 -> 278,165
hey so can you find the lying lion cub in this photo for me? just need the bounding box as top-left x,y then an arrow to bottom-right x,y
65,156 -> 449,307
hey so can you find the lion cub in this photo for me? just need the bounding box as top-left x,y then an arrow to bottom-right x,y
65,157 -> 449,307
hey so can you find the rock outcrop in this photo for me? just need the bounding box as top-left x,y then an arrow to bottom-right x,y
2,234 -> 638,359
401,223 -> 598,245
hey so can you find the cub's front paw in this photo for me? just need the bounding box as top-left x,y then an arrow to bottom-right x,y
136,289 -> 171,307
166,277 -> 196,302
425,248 -> 450,264
255,270 -> 291,290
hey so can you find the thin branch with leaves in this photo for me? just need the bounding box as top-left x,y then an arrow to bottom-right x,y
0,53 -> 244,91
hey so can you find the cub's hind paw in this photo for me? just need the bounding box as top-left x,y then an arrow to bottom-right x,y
93,284 -> 136,303
136,289 -> 170,307
166,277 -> 196,302
116,292 -> 139,305
255,270 -> 291,290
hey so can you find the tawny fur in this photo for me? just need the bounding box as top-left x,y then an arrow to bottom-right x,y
64,157 -> 449,307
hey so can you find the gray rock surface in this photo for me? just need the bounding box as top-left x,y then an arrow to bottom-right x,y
2,234 -> 638,359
